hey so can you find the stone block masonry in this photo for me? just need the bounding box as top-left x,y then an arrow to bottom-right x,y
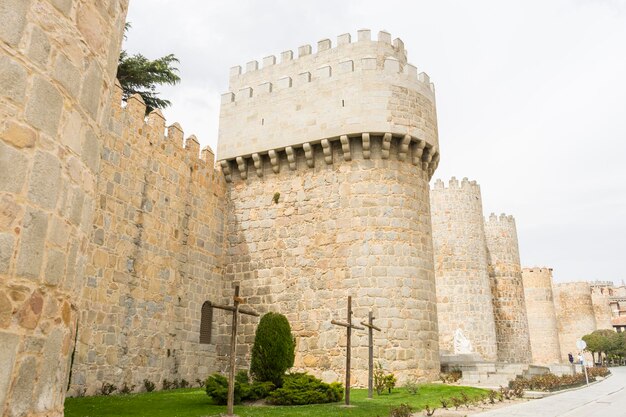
553,282 -> 597,362
430,177 -> 498,361
68,86 -> 228,395
484,214 -> 532,363
0,1 -> 129,416
522,267 -> 561,365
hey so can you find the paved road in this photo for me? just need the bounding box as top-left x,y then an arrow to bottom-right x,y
474,366 -> 626,417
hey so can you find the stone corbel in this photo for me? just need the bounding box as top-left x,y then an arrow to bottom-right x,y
268,150 -> 280,173
340,135 -> 351,161
362,133 -> 371,159
236,156 -> 247,180
321,139 -> 332,164
285,146 -> 297,170
381,133 -> 392,159
412,140 -> 425,166
252,153 -> 263,177
398,134 -> 411,161
220,160 -> 232,182
303,142 -> 314,167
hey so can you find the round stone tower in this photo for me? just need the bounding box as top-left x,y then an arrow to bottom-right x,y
0,1 -> 128,415
522,267 -> 562,364
484,214 -> 532,363
553,282 -> 597,361
218,30 -> 441,383
590,283 -> 614,330
430,177 -> 498,361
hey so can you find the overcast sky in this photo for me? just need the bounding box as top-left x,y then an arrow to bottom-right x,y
124,0 -> 626,283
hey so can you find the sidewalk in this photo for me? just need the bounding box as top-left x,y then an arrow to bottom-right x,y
473,366 -> 626,417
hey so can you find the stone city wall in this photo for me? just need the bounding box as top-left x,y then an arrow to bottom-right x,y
484,214 -> 532,363
224,136 -> 440,385
522,267 -> 562,365
430,177 -> 498,361
590,284 -> 615,330
68,85 -> 229,395
553,282 -> 597,362
0,1 -> 128,415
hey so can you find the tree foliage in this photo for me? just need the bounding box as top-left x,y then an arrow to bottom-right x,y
250,312 -> 296,386
117,23 -> 180,114
582,329 -> 625,364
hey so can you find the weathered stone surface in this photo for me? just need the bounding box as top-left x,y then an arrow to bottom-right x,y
8,355 -> 37,417
0,141 -> 29,194
44,249 -> 66,286
28,26 -> 51,66
25,77 -> 64,136
0,332 -> 20,416
79,62 -> 103,119
54,54 -> 81,98
0,233 -> 15,274
15,208 -> 48,280
0,55 -> 27,103
49,0 -> 72,16
27,151 -> 61,210
16,289 -> 44,330
81,128 -> 100,173
35,328 -> 64,412
1,121 -> 37,148
0,0 -> 31,46
553,282 -> 597,362
0,195 -> 22,229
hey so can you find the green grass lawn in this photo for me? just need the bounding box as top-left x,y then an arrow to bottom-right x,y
65,384 -> 488,417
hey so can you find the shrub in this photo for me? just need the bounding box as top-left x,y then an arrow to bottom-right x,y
389,403 -> 413,417
250,312 -> 296,387
440,368 -> 462,383
180,379 -> 189,388
423,404 -> 437,416
119,383 -> 135,394
143,379 -> 155,392
195,378 -> 204,388
162,379 -> 172,390
266,372 -> 343,405
510,372 -> 593,392
440,398 -> 449,409
588,367 -> 610,378
205,371 -> 275,405
404,377 -> 420,395
374,362 -> 397,395
100,382 -> 117,396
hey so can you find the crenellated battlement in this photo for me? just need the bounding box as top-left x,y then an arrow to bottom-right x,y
432,177 -> 479,191
486,212 -> 516,224
217,30 -> 439,168
523,267 -> 554,274
109,82 -> 223,187
227,30 -> 416,93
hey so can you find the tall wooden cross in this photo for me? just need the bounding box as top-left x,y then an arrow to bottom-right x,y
361,310 -> 381,398
331,296 -> 364,406
212,285 -> 259,417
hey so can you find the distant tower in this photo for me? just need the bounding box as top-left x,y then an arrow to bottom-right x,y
484,214 -> 532,363
553,282 -> 597,361
522,267 -> 562,364
430,178 -> 498,361
217,30 -> 441,383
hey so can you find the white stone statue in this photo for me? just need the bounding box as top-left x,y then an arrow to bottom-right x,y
453,328 -> 473,354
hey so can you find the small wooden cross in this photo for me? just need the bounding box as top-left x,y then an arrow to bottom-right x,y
361,310 -> 381,398
331,296 -> 364,406
211,285 -> 259,417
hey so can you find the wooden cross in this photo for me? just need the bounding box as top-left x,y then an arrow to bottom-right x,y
211,285 -> 259,417
361,310 -> 381,399
331,296 -> 364,406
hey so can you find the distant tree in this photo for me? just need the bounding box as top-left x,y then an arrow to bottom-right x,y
117,23 -> 180,114
583,329 -> 623,365
250,312 -> 296,387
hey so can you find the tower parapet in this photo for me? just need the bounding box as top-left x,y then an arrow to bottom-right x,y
430,178 -> 498,361
484,213 -> 532,363
522,267 -> 562,364
217,29 -> 439,181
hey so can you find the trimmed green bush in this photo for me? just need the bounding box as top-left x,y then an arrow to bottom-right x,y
266,373 -> 343,405
205,371 -> 275,405
250,312 -> 296,386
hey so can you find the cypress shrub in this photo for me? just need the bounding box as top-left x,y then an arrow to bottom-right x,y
250,312 -> 296,386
